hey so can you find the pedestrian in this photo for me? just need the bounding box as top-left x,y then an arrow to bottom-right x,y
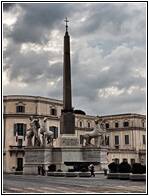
89,164 -> 95,177
38,165 -> 41,175
41,165 -> 45,176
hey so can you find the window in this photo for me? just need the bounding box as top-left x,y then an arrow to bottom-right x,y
131,159 -> 135,165
115,135 -> 119,145
14,123 -> 26,137
123,158 -> 127,162
50,108 -> 57,116
18,139 -> 22,146
17,158 -> 23,170
35,106 -> 38,114
105,123 -> 109,129
142,121 -> 145,127
87,122 -> 90,128
4,105 -> 6,113
106,136 -> 109,145
77,120 -> 83,127
80,135 -> 83,145
114,158 -> 119,164
16,105 -> 25,113
125,135 -> 129,144
143,135 -> 146,144
49,126 -> 58,139
123,121 -> 129,127
115,122 -> 119,128
80,121 -> 82,127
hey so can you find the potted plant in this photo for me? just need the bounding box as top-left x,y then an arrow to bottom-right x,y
78,167 -> 91,177
66,169 -> 77,177
118,161 -> 132,180
47,164 -> 56,176
107,162 -> 119,179
130,163 -> 146,181
54,169 -> 65,177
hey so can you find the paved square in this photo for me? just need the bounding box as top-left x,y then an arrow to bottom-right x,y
3,173 -> 146,194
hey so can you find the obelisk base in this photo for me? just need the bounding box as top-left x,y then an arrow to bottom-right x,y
60,112 -> 75,134
57,134 -> 79,147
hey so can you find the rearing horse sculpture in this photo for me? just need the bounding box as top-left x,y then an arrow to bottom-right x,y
82,119 -> 107,146
40,117 -> 54,146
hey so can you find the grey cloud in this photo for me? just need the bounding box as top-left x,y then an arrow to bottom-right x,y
7,3 -> 77,44
3,2 -> 146,116
3,3 -> 16,11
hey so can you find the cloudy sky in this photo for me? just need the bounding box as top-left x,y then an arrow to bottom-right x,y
3,2 -> 146,116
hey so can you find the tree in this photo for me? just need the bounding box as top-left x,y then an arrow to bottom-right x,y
74,109 -> 86,115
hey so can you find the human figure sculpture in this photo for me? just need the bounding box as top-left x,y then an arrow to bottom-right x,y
82,119 -> 107,146
27,116 -> 42,146
40,117 -> 54,146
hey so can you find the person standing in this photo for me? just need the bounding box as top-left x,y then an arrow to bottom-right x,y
41,165 -> 45,176
89,164 -> 95,177
38,165 -> 41,175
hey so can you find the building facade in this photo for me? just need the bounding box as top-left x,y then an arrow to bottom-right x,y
3,95 -> 146,173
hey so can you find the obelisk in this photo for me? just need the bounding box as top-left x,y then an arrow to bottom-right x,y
60,18 -> 75,135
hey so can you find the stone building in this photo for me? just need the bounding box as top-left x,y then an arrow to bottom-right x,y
3,95 -> 146,173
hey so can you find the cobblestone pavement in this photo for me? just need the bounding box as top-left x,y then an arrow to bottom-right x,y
3,173 -> 146,194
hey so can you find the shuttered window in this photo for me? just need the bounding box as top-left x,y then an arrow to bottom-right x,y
125,135 -> 129,144
143,135 -> 146,144
49,126 -> 58,139
14,123 -> 26,136
115,135 -> 119,145
80,135 -> 83,144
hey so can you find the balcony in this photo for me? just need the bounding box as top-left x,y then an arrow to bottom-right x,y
9,145 -> 25,156
108,148 -> 136,153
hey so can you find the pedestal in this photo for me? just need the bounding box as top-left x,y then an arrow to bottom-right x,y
23,147 -> 53,175
24,145 -> 108,174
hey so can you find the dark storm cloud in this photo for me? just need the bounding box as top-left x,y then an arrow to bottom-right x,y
5,3 -> 80,44
3,3 -> 16,11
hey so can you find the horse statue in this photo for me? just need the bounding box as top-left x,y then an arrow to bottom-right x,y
82,119 -> 107,146
40,117 -> 54,146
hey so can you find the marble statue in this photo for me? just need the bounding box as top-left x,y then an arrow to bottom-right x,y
82,118 -> 107,146
40,117 -> 54,146
27,116 -> 42,146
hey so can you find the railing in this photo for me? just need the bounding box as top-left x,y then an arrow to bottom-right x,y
108,148 -> 136,152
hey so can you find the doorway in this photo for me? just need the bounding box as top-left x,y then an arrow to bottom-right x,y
17,158 -> 23,171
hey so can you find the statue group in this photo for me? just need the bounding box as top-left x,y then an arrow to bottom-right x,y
27,116 -> 54,147
27,116 -> 107,147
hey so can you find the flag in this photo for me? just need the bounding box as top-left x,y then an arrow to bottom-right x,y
16,131 -> 18,142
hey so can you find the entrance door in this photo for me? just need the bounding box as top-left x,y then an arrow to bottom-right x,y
17,158 -> 23,171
